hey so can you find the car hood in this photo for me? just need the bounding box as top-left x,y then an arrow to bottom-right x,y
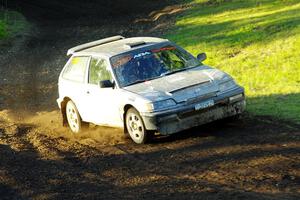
124,65 -> 230,103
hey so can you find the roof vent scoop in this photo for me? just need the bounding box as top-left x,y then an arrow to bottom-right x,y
124,41 -> 146,49
67,35 -> 125,56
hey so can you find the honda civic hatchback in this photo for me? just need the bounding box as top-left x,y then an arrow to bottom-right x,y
57,36 -> 246,144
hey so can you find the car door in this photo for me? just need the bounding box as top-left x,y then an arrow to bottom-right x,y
81,56 -> 123,127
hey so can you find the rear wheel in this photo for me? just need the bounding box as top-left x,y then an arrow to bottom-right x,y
66,100 -> 87,133
125,108 -> 149,144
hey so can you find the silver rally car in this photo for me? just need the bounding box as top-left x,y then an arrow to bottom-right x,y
57,35 -> 246,144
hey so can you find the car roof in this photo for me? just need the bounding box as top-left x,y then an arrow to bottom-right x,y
70,36 -> 169,57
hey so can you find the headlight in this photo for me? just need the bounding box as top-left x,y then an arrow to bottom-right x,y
145,99 -> 176,112
219,80 -> 236,92
212,70 -> 232,82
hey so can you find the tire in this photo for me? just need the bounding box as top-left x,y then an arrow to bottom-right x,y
65,100 -> 87,133
125,107 -> 149,144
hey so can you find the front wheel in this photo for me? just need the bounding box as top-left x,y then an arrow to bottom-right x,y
65,100 -> 87,133
125,108 -> 149,144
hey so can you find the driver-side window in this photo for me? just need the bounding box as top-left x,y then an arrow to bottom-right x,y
89,57 -> 112,85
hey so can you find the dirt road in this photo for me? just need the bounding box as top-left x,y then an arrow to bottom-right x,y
0,1 -> 299,199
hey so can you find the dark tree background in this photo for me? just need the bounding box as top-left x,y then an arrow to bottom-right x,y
3,0 -> 174,20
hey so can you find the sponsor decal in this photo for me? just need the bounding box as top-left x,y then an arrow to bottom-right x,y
152,46 -> 176,53
133,51 -> 151,59
111,55 -> 132,68
71,57 -> 80,64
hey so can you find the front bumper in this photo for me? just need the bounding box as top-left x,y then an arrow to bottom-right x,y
141,87 -> 246,135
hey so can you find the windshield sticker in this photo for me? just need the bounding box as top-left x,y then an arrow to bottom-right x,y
71,57 -> 80,65
152,46 -> 176,53
112,55 -> 132,68
133,51 -> 151,59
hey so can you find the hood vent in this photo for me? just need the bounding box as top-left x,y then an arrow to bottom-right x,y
170,80 -> 211,94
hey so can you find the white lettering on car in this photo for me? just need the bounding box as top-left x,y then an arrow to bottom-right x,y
133,51 -> 151,59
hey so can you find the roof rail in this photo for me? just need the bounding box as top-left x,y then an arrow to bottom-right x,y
67,35 -> 125,56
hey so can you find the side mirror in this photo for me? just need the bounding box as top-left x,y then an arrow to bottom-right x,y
99,80 -> 114,88
197,53 -> 207,62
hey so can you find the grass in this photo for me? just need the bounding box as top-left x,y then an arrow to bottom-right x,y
166,0 -> 300,123
0,10 -> 29,40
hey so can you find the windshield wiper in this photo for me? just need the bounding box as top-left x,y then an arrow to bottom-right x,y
160,65 -> 199,77
125,80 -> 146,87
125,76 -> 163,87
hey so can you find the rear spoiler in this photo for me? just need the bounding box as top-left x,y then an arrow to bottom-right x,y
67,35 -> 125,56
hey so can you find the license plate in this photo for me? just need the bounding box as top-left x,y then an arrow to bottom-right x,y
195,99 -> 214,110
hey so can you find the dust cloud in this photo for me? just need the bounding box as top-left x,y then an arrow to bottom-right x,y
0,109 -> 126,147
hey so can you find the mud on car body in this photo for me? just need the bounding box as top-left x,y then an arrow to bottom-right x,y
57,36 -> 246,144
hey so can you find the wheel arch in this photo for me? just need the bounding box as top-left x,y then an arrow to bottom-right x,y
123,104 -> 152,144
123,104 -> 136,134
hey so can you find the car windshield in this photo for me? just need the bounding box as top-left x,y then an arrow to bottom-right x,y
110,45 -> 200,87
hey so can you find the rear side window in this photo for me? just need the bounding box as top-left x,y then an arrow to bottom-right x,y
62,56 -> 89,83
89,57 -> 112,85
